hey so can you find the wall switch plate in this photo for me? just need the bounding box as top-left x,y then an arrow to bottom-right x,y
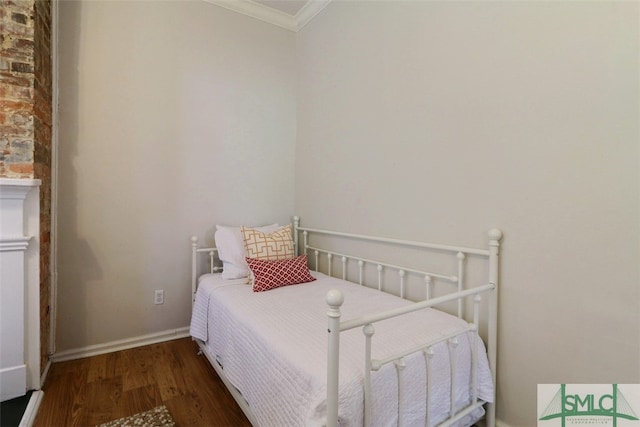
154,290 -> 164,305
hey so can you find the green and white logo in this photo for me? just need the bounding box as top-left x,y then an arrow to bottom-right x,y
538,384 -> 640,427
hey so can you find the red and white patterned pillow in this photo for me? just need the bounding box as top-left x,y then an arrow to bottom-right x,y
246,255 -> 316,292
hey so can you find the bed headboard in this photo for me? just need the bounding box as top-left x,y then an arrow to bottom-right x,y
191,219 -> 502,313
190,236 -> 222,304
292,216 -> 502,318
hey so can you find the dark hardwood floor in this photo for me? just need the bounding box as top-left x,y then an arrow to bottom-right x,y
34,338 -> 252,426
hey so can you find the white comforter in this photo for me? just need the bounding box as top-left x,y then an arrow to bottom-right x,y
190,272 -> 493,427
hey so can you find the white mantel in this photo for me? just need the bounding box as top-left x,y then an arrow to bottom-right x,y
0,178 -> 41,402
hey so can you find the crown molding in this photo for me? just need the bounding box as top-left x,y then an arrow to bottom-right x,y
203,0 -> 331,32
204,0 -> 297,31
295,0 -> 331,31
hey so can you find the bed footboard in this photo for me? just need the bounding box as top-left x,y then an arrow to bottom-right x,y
294,219 -> 502,427
326,283 -> 496,427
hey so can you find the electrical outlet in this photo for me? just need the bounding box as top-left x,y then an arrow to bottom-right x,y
154,290 -> 164,305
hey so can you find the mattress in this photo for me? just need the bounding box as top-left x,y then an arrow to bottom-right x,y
190,272 -> 493,427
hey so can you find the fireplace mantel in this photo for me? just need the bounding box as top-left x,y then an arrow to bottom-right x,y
0,178 -> 41,401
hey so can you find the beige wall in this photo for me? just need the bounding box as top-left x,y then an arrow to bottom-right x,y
57,1 -> 296,351
295,1 -> 639,426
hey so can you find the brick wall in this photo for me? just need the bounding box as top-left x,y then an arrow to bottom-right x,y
33,0 -> 52,376
1,0 -> 52,376
1,0 -> 35,176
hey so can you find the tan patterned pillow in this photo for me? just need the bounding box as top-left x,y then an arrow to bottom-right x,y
241,224 -> 294,261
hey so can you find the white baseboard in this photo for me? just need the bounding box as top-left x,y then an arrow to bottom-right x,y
39,359 -> 51,388
19,390 -> 44,427
495,419 -> 512,427
50,327 -> 190,362
0,364 -> 27,402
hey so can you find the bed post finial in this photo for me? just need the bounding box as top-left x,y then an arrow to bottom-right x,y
326,289 -> 344,309
488,229 -> 502,246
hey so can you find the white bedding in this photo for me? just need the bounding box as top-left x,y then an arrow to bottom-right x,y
190,272 -> 494,427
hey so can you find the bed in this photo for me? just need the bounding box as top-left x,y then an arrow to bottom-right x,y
189,217 -> 501,427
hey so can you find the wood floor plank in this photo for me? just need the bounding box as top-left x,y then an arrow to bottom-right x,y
151,343 -> 182,401
80,377 -> 124,426
122,345 -> 156,392
33,338 -> 251,427
164,392 -> 211,426
86,353 -> 105,383
39,360 -> 90,427
120,384 -> 163,418
34,371 -> 87,427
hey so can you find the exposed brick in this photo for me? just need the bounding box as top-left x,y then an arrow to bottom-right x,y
2,84 -> 34,101
11,12 -> 27,24
10,137 -> 33,150
7,162 -> 33,174
34,136 -> 49,161
0,124 -> 29,136
1,20 -> 33,38
0,71 -> 33,87
13,37 -> 33,50
11,111 -> 33,126
33,0 -> 52,374
2,52 -> 34,65
0,98 -> 34,112
11,61 -> 33,73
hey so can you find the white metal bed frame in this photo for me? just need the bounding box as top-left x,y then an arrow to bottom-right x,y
191,217 -> 501,427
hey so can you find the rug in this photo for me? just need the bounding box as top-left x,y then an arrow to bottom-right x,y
97,405 -> 176,427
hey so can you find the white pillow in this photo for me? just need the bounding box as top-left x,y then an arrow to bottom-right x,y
215,223 -> 280,279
